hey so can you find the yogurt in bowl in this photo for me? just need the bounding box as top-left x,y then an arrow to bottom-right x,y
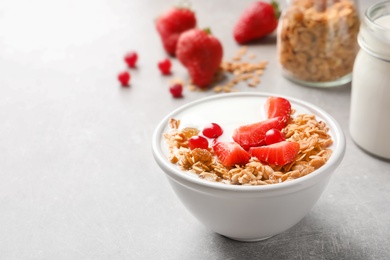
152,92 -> 345,241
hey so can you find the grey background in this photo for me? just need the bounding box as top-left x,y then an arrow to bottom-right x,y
1,0 -> 389,259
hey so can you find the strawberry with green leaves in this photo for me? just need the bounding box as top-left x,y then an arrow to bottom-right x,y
176,28 -> 223,88
156,6 -> 197,56
233,1 -> 280,44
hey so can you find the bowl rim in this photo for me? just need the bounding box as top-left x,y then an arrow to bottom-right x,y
152,92 -> 346,192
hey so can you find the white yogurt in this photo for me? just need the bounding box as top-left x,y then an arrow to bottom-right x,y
376,14 -> 390,28
177,98 -> 268,142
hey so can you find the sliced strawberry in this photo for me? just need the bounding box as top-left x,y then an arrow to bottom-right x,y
264,97 -> 291,123
250,141 -> 300,166
212,141 -> 251,167
232,116 -> 286,150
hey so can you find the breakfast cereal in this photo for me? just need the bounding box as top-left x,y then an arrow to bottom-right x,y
277,0 -> 360,83
164,111 -> 333,185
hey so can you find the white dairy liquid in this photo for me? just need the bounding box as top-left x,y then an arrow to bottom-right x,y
376,15 -> 390,28
176,98 -> 268,142
350,13 -> 390,159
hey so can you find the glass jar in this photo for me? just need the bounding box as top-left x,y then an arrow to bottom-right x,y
350,1 -> 390,160
277,0 -> 360,87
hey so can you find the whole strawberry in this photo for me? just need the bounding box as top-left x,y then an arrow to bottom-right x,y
156,6 -> 196,56
233,1 -> 280,44
176,28 -> 223,88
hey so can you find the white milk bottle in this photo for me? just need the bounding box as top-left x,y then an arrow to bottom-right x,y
350,1 -> 390,159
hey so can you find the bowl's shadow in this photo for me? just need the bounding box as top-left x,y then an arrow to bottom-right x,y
204,212 -> 371,260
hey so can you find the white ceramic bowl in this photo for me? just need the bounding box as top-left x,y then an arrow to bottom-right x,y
152,92 -> 345,242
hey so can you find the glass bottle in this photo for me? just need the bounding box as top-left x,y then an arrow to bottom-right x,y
277,0 -> 360,87
350,1 -> 390,160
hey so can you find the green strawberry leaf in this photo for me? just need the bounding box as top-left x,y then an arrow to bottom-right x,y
271,0 -> 281,19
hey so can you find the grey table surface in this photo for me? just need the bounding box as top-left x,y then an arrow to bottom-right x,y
1,0 -> 389,259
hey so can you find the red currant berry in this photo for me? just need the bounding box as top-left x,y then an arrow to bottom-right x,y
124,51 -> 138,68
202,123 -> 223,138
169,84 -> 183,98
265,129 -> 286,145
188,136 -> 209,150
118,71 -> 130,86
158,58 -> 171,75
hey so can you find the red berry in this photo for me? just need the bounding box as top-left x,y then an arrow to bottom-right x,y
158,58 -> 172,75
156,7 -> 197,56
202,123 -> 223,138
118,71 -> 130,86
188,136 -> 209,150
233,1 -> 280,44
124,51 -> 138,68
176,28 -> 223,88
265,129 -> 286,145
169,83 -> 183,98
